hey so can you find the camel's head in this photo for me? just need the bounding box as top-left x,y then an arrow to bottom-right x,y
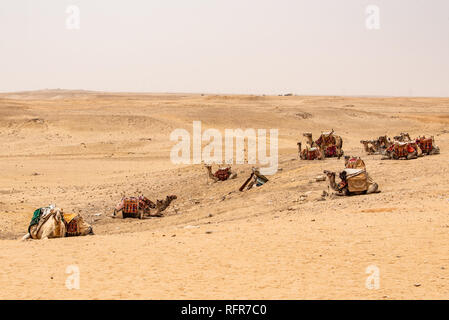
167,195 -> 177,202
378,135 -> 388,142
142,196 -> 156,209
360,140 -> 368,144
70,214 -> 94,236
303,132 -> 312,138
323,170 -> 335,179
52,208 -> 64,222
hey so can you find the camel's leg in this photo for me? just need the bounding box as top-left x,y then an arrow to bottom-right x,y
40,222 -> 55,239
21,233 -> 31,241
407,152 -> 417,160
430,147 -> 440,155
367,183 -> 381,194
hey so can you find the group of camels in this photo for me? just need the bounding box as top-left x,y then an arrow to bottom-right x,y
22,195 -> 179,241
21,130 -> 440,240
22,205 -> 93,240
297,130 -> 344,160
298,130 -> 440,197
360,133 -> 440,159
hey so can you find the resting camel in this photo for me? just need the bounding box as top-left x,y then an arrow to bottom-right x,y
297,141 -> 324,160
303,132 -> 319,148
416,136 -> 440,155
155,195 -> 178,214
113,195 -> 177,218
323,170 -> 380,196
21,206 -> 93,240
393,132 -> 411,142
382,141 -> 420,160
204,164 -> 237,182
314,130 -> 344,158
360,140 -> 378,155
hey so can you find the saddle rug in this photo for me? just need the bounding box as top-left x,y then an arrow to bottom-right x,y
63,213 -> 80,237
28,205 -> 56,233
343,168 -> 368,192
214,168 -> 231,181
416,138 -> 433,153
346,158 -> 366,169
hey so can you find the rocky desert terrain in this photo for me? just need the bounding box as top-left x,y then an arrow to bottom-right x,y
0,90 -> 448,299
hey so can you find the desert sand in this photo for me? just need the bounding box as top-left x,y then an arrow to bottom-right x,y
0,90 -> 448,299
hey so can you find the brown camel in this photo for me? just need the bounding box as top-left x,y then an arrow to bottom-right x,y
303,132 -> 318,148
393,132 -> 411,142
155,195 -> 178,215
416,136 -> 440,155
314,130 -> 344,158
204,164 -> 237,182
297,141 -> 324,160
323,169 -> 380,196
22,206 -> 93,240
360,140 -> 377,155
113,195 -> 177,218
381,141 -> 419,160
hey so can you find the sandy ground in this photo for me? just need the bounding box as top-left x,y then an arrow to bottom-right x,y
0,90 -> 449,299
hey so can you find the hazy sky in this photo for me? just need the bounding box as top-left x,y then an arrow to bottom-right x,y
0,0 -> 448,96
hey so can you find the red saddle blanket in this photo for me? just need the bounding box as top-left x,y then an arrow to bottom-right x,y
214,168 -> 231,181
416,138 -> 433,153
303,148 -> 320,160
325,145 -> 337,157
123,198 -> 139,214
389,143 -> 415,158
316,134 -> 336,147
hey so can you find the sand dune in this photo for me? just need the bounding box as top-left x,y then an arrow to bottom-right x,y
1,91 -> 448,299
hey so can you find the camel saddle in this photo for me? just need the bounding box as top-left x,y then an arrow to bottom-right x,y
214,167 -> 231,181
303,147 -> 320,160
316,133 -> 336,147
123,198 -> 139,214
346,157 -> 366,169
416,138 -> 433,153
392,142 -> 414,158
324,145 -> 337,157
343,168 -> 368,193
63,213 -> 81,237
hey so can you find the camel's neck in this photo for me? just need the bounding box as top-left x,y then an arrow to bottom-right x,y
206,167 -> 214,179
158,197 -> 174,212
306,137 -> 314,145
328,175 -> 338,191
362,142 -> 369,152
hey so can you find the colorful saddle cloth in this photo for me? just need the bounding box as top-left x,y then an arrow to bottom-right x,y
214,167 -> 231,181
343,168 -> 368,192
63,213 -> 80,237
316,133 -> 336,147
346,157 -> 366,169
324,145 -> 337,157
28,205 -> 56,233
391,142 -> 415,158
302,147 -> 320,160
123,198 -> 139,214
416,138 -> 433,153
